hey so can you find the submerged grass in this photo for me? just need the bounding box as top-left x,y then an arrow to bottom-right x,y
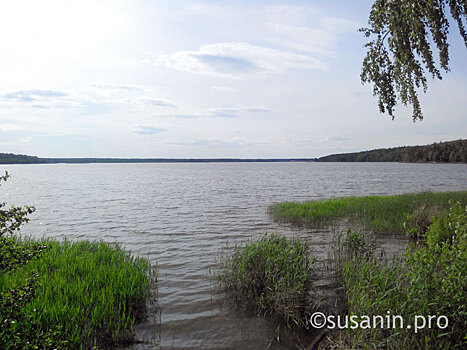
268,191 -> 467,348
334,203 -> 467,349
218,234 -> 315,330
269,191 -> 467,234
0,239 -> 157,349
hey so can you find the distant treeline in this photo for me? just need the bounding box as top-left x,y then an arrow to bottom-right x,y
1,139 -> 466,164
318,139 -> 467,163
0,153 -> 48,164
0,154 -> 316,164
41,158 -> 316,164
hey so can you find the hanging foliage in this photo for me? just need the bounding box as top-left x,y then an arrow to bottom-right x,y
361,0 -> 467,121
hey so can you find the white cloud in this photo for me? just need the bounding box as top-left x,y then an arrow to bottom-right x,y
265,18 -> 358,57
265,23 -> 335,56
321,17 -> 358,33
264,5 -> 308,23
86,83 -> 145,92
160,42 -> 326,79
184,2 -> 227,17
0,124 -> 21,132
135,126 -> 166,135
168,137 -> 248,148
128,97 -> 177,108
2,89 -> 68,103
208,107 -> 263,118
0,89 -> 84,109
211,86 -> 237,92
158,106 -> 270,119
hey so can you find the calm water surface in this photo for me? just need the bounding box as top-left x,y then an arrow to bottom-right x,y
2,162 -> 466,349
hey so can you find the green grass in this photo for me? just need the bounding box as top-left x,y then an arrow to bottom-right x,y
269,191 -> 467,234
218,233 -> 315,329
336,203 -> 467,349
0,239 -> 157,349
270,191 -> 467,348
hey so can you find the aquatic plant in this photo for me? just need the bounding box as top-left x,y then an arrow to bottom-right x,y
218,233 -> 315,329
338,203 -> 467,349
269,191 -> 467,234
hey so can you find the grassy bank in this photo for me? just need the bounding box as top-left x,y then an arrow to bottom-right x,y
218,234 -> 315,330
336,203 -> 466,349
0,238 -> 157,349
269,191 -> 467,234
1,171 -> 157,349
267,191 -> 466,348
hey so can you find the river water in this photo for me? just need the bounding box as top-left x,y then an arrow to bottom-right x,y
2,162 -> 466,349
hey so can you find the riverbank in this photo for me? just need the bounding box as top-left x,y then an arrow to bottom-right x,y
330,202 -> 466,349
261,191 -> 467,349
0,238 -> 157,349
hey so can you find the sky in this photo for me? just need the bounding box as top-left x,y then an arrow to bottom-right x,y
0,0 -> 466,158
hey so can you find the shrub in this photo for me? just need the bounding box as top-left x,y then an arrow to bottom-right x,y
0,273 -> 68,349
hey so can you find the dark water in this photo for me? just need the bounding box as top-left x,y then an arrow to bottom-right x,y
2,162 -> 466,349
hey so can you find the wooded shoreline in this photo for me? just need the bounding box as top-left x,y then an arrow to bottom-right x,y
1,139 -> 465,164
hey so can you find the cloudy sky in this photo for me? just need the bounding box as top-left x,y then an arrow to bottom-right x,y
0,0 -> 466,158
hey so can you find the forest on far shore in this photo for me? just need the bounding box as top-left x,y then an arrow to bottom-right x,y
0,139 -> 465,164
318,139 -> 466,163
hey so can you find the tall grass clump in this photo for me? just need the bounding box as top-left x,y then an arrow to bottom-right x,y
218,234 -> 315,329
0,239 -> 157,349
269,191 -> 467,234
0,170 -> 65,349
337,202 -> 467,349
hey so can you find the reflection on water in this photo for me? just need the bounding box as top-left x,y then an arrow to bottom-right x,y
2,162 -> 466,349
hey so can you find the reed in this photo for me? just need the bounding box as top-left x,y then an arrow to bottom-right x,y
336,202 -> 466,349
269,191 -> 467,234
270,190 -> 467,348
218,233 -> 315,329
0,239 -> 157,349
